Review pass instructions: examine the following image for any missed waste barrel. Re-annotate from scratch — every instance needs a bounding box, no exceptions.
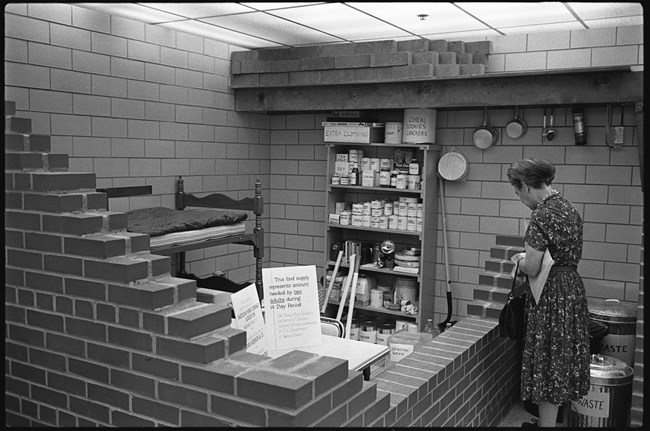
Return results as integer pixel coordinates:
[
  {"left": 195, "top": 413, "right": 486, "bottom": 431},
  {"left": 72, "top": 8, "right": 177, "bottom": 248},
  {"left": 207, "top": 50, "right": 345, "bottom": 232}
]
[
  {"left": 588, "top": 298, "right": 637, "bottom": 367},
  {"left": 568, "top": 354, "right": 633, "bottom": 427}
]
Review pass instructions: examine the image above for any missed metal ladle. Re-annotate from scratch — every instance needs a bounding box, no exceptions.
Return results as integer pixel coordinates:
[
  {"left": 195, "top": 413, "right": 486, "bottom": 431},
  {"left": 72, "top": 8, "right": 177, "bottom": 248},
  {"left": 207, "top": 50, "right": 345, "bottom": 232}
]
[{"left": 545, "top": 108, "right": 556, "bottom": 141}]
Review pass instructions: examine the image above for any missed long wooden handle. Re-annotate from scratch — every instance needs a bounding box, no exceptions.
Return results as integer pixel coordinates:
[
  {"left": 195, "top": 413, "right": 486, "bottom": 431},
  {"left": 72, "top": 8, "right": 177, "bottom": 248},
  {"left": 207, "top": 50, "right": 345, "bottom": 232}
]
[
  {"left": 336, "top": 254, "right": 356, "bottom": 322},
  {"left": 322, "top": 250, "right": 343, "bottom": 314},
  {"left": 344, "top": 255, "right": 362, "bottom": 339}
]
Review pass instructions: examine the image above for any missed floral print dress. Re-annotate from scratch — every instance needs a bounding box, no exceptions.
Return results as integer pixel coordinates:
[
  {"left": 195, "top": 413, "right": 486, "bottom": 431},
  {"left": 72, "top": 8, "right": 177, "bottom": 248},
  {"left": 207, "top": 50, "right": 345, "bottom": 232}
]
[{"left": 520, "top": 192, "right": 591, "bottom": 405}]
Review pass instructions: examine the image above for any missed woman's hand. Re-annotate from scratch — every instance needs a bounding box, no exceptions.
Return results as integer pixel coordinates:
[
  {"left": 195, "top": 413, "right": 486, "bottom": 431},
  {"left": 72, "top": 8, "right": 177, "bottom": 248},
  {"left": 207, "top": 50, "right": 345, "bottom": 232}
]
[{"left": 511, "top": 252, "right": 525, "bottom": 264}]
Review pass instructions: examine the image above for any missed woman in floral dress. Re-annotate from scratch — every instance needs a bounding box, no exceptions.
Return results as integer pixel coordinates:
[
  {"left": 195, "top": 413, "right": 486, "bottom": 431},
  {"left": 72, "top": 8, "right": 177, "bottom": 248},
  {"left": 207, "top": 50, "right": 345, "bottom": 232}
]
[{"left": 507, "top": 159, "right": 590, "bottom": 428}]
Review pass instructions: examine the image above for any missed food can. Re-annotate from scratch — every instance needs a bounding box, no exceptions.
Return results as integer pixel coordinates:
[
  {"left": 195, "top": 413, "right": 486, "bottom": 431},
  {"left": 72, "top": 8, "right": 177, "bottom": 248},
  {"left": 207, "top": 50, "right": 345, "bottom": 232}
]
[
  {"left": 376, "top": 322, "right": 395, "bottom": 346},
  {"left": 362, "top": 215, "right": 371, "bottom": 227},
  {"left": 370, "top": 289, "right": 384, "bottom": 308},
  {"left": 407, "top": 217, "right": 417, "bottom": 231},
  {"left": 384, "top": 122, "right": 403, "bottom": 144},
  {"left": 397, "top": 216, "right": 408, "bottom": 230},
  {"left": 380, "top": 158, "right": 393, "bottom": 171},
  {"left": 360, "top": 320, "right": 377, "bottom": 344},
  {"left": 349, "top": 149, "right": 359, "bottom": 162},
  {"left": 388, "top": 215, "right": 398, "bottom": 230},
  {"left": 379, "top": 170, "right": 391, "bottom": 187},
  {"left": 384, "top": 202, "right": 393, "bottom": 216},
  {"left": 361, "top": 157, "right": 371, "bottom": 172},
  {"left": 369, "top": 158, "right": 381, "bottom": 172},
  {"left": 396, "top": 174, "right": 407, "bottom": 189}
]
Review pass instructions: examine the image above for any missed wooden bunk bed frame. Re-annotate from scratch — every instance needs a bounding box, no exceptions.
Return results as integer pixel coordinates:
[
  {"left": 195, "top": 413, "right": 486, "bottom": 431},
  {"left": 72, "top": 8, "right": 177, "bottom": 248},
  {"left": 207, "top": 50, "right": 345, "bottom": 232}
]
[{"left": 98, "top": 176, "right": 265, "bottom": 298}]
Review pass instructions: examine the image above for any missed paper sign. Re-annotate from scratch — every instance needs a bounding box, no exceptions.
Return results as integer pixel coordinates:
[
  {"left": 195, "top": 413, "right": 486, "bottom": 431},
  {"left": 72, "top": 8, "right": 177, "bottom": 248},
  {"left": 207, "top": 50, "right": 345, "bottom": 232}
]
[
  {"left": 231, "top": 283, "right": 267, "bottom": 355},
  {"left": 263, "top": 265, "right": 323, "bottom": 351}
]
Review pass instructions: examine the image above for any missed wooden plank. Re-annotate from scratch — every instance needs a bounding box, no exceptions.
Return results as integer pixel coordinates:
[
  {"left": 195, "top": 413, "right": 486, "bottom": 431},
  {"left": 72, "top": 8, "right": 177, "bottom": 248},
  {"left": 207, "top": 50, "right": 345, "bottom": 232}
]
[
  {"left": 97, "top": 185, "right": 152, "bottom": 198},
  {"left": 234, "top": 69, "right": 643, "bottom": 112}
]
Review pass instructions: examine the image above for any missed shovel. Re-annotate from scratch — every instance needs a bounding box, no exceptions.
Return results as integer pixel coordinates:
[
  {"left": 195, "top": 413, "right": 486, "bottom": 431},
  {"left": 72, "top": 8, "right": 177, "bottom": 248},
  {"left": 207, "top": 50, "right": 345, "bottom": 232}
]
[{"left": 437, "top": 177, "right": 457, "bottom": 332}]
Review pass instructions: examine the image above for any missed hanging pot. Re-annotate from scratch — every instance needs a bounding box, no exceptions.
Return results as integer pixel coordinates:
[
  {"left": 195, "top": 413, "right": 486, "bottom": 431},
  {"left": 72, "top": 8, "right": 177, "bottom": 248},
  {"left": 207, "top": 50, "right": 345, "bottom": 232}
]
[
  {"left": 505, "top": 106, "right": 527, "bottom": 139},
  {"left": 438, "top": 148, "right": 469, "bottom": 181},
  {"left": 473, "top": 107, "right": 498, "bottom": 149}
]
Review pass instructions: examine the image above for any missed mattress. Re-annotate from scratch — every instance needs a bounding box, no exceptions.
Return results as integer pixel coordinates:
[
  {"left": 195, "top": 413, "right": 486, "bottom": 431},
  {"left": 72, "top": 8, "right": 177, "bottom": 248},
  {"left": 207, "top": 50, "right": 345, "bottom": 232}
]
[
  {"left": 149, "top": 223, "right": 246, "bottom": 249},
  {"left": 127, "top": 206, "right": 248, "bottom": 237}
]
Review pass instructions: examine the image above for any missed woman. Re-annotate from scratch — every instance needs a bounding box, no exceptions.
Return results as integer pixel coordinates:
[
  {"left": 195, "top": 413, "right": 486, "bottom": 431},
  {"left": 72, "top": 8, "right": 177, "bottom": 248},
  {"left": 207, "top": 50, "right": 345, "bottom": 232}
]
[{"left": 507, "top": 158, "right": 590, "bottom": 428}]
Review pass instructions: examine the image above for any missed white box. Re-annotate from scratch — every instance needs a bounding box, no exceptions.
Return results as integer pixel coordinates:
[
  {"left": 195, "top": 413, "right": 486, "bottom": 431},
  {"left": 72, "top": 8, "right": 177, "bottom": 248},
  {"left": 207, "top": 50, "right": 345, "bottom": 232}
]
[
  {"left": 324, "top": 124, "right": 385, "bottom": 143},
  {"left": 335, "top": 161, "right": 349, "bottom": 177},
  {"left": 329, "top": 214, "right": 340, "bottom": 224}
]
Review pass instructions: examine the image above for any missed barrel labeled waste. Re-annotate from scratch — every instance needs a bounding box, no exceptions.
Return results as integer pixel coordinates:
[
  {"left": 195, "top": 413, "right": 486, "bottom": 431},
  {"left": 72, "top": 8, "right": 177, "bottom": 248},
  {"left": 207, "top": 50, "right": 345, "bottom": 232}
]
[
  {"left": 588, "top": 298, "right": 637, "bottom": 367},
  {"left": 568, "top": 354, "right": 633, "bottom": 427}
]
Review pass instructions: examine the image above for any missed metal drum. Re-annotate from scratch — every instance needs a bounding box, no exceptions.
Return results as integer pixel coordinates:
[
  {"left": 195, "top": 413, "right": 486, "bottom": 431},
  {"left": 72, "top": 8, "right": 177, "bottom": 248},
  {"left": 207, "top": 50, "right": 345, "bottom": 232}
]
[
  {"left": 568, "top": 354, "right": 633, "bottom": 427},
  {"left": 588, "top": 298, "right": 637, "bottom": 367}
]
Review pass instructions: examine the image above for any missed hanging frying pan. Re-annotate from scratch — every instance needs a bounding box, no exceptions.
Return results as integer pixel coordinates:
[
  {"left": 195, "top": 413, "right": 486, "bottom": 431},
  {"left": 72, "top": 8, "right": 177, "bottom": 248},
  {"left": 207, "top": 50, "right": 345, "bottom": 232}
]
[
  {"left": 437, "top": 147, "right": 469, "bottom": 182},
  {"left": 505, "top": 106, "right": 527, "bottom": 139},
  {"left": 473, "top": 107, "right": 498, "bottom": 149}
]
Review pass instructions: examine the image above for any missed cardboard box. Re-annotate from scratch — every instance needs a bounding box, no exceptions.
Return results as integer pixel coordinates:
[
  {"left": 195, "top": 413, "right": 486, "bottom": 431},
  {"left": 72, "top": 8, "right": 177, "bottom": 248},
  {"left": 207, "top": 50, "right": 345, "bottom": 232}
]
[{"left": 323, "top": 123, "right": 385, "bottom": 143}]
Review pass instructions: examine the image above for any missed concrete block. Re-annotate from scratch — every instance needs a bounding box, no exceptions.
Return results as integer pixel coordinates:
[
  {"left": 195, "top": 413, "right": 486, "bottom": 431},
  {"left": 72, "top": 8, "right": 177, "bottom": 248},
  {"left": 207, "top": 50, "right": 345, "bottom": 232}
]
[
  {"left": 434, "top": 63, "right": 461, "bottom": 77},
  {"left": 270, "top": 59, "right": 302, "bottom": 73},
  {"left": 429, "top": 39, "right": 448, "bottom": 53},
  {"left": 260, "top": 72, "right": 289, "bottom": 86},
  {"left": 292, "top": 45, "right": 322, "bottom": 58},
  {"left": 258, "top": 47, "right": 293, "bottom": 61},
  {"left": 231, "top": 50, "right": 258, "bottom": 62},
  {"left": 465, "top": 40, "right": 493, "bottom": 55},
  {"left": 439, "top": 52, "right": 457, "bottom": 64},
  {"left": 160, "top": 46, "right": 188, "bottom": 68},
  {"left": 354, "top": 40, "right": 397, "bottom": 54},
  {"left": 413, "top": 51, "right": 439, "bottom": 65},
  {"left": 398, "top": 39, "right": 430, "bottom": 52},
  {"left": 51, "top": 22, "right": 90, "bottom": 50},
  {"left": 371, "top": 51, "right": 411, "bottom": 67},
  {"left": 301, "top": 56, "right": 335, "bottom": 71},
  {"left": 29, "top": 42, "right": 72, "bottom": 70},
  {"left": 447, "top": 40, "right": 465, "bottom": 54},
  {"left": 460, "top": 64, "right": 486, "bottom": 76},
  {"left": 91, "top": 32, "right": 127, "bottom": 57},
  {"left": 231, "top": 73, "right": 260, "bottom": 88},
  {"left": 322, "top": 43, "right": 355, "bottom": 57},
  {"left": 392, "top": 64, "right": 434, "bottom": 79},
  {"left": 128, "top": 39, "right": 160, "bottom": 63},
  {"left": 457, "top": 53, "right": 474, "bottom": 64},
  {"left": 335, "top": 54, "right": 371, "bottom": 69},
  {"left": 473, "top": 53, "right": 489, "bottom": 65}
]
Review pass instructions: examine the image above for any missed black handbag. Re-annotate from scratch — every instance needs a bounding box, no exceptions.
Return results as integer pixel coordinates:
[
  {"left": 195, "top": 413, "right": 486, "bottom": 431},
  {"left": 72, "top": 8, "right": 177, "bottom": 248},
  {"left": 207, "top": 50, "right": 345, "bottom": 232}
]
[{"left": 498, "top": 261, "right": 527, "bottom": 340}]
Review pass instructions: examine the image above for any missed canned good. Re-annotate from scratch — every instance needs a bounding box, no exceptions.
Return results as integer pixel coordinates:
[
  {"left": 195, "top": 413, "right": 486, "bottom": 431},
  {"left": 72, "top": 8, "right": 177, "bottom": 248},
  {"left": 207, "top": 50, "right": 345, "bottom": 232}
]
[
  {"left": 379, "top": 170, "right": 391, "bottom": 187},
  {"left": 360, "top": 320, "right": 377, "bottom": 344},
  {"left": 376, "top": 322, "right": 395, "bottom": 346},
  {"left": 331, "top": 175, "right": 340, "bottom": 185},
  {"left": 361, "top": 157, "right": 371, "bottom": 172},
  {"left": 379, "top": 215, "right": 388, "bottom": 229},
  {"left": 388, "top": 215, "right": 398, "bottom": 230},
  {"left": 397, "top": 216, "right": 408, "bottom": 230},
  {"left": 396, "top": 174, "right": 407, "bottom": 189}
]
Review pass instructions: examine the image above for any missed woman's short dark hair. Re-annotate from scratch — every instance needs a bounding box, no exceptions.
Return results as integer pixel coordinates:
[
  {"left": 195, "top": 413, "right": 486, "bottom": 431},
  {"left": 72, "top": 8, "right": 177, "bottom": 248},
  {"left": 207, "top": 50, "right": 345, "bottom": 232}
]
[{"left": 507, "top": 158, "right": 555, "bottom": 189}]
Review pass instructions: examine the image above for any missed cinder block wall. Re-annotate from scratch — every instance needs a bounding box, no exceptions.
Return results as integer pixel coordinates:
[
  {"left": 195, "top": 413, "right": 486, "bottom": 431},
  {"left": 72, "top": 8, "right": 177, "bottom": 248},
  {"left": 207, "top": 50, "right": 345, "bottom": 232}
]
[{"left": 4, "top": 3, "right": 270, "bottom": 282}]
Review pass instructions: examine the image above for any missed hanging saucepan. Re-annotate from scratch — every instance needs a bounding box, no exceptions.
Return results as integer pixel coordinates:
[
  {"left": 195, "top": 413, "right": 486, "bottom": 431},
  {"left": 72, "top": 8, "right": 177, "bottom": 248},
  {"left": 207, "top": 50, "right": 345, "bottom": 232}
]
[
  {"left": 438, "top": 147, "right": 469, "bottom": 181},
  {"left": 473, "top": 107, "right": 498, "bottom": 149},
  {"left": 505, "top": 106, "right": 527, "bottom": 139}
]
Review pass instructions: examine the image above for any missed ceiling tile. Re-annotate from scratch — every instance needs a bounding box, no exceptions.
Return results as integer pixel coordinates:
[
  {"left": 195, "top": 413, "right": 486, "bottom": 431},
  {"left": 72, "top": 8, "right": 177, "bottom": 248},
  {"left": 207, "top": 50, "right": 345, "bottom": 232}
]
[
  {"left": 138, "top": 2, "right": 256, "bottom": 19},
  {"left": 200, "top": 10, "right": 342, "bottom": 46},
  {"left": 455, "top": 2, "right": 577, "bottom": 28},
  {"left": 268, "top": 3, "right": 412, "bottom": 41},
  {"left": 349, "top": 2, "right": 491, "bottom": 34},
  {"left": 159, "top": 20, "right": 281, "bottom": 48}
]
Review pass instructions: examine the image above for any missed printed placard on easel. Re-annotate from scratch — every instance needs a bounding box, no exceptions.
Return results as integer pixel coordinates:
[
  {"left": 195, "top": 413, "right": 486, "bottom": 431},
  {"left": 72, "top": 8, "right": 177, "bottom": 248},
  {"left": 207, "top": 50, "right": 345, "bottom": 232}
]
[
  {"left": 262, "top": 265, "right": 322, "bottom": 351},
  {"left": 231, "top": 283, "right": 267, "bottom": 355}
]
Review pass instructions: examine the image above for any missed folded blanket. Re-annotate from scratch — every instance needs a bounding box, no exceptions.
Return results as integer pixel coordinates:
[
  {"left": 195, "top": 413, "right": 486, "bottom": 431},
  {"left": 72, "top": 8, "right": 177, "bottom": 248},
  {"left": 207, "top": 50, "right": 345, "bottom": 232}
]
[{"left": 127, "top": 207, "right": 248, "bottom": 237}]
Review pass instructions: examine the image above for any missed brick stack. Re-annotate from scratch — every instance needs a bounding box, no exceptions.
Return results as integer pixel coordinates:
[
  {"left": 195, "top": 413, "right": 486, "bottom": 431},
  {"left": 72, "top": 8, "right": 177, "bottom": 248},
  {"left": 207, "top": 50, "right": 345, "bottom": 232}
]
[
  {"left": 467, "top": 235, "right": 525, "bottom": 319},
  {"left": 231, "top": 38, "right": 492, "bottom": 88},
  {"left": 4, "top": 100, "right": 382, "bottom": 426}
]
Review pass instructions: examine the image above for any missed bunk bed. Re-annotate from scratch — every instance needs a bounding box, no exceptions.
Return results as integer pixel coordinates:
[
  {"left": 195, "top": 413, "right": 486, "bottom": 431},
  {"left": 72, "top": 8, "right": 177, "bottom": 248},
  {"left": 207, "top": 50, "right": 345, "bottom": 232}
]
[{"left": 98, "top": 177, "right": 264, "bottom": 299}]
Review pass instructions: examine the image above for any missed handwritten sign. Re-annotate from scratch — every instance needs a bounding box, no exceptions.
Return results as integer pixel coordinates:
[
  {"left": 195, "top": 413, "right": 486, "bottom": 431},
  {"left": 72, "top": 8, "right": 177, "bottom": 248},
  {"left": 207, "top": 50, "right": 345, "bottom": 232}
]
[
  {"left": 263, "top": 265, "right": 322, "bottom": 351},
  {"left": 231, "top": 284, "right": 267, "bottom": 355}
]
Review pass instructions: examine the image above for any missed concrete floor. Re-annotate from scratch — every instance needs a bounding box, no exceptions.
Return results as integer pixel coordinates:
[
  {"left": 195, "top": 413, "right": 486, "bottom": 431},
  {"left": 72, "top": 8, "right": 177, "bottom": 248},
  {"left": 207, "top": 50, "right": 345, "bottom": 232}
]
[{"left": 498, "top": 399, "right": 537, "bottom": 427}]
